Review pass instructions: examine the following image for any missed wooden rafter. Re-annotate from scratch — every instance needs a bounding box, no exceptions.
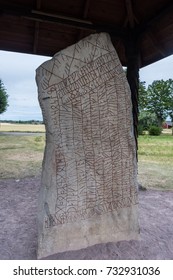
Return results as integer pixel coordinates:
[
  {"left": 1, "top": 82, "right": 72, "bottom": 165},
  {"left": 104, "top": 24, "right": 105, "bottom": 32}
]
[
  {"left": 125, "top": 0, "right": 138, "bottom": 28},
  {"left": 125, "top": 32, "right": 140, "bottom": 154},
  {"left": 138, "top": 1, "right": 173, "bottom": 35},
  {"left": 1, "top": 0, "right": 173, "bottom": 67},
  {"left": 33, "top": 0, "right": 41, "bottom": 53},
  {"left": 1, "top": 4, "right": 125, "bottom": 38},
  {"left": 147, "top": 31, "right": 166, "bottom": 58},
  {"left": 82, "top": 0, "right": 90, "bottom": 19},
  {"left": 78, "top": 0, "right": 91, "bottom": 40},
  {"left": 33, "top": 21, "right": 40, "bottom": 53}
]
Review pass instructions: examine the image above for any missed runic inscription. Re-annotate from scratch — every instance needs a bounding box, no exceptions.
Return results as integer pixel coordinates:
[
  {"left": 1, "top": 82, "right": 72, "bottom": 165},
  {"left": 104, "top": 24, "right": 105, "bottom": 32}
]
[{"left": 36, "top": 33, "right": 139, "bottom": 258}]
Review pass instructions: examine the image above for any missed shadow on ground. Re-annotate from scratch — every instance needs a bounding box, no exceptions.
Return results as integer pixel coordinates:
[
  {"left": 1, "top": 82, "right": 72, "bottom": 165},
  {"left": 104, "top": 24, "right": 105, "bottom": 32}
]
[{"left": 0, "top": 177, "right": 173, "bottom": 259}]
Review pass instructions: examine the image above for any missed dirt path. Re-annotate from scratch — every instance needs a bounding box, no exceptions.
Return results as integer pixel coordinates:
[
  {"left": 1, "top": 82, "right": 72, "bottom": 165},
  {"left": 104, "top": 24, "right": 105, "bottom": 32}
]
[{"left": 0, "top": 176, "right": 173, "bottom": 259}]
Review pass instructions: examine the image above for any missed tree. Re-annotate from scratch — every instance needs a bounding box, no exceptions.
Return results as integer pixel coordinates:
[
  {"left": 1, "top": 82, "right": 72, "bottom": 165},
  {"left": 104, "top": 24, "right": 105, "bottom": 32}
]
[
  {"left": 0, "top": 79, "right": 8, "bottom": 114},
  {"left": 144, "top": 79, "right": 172, "bottom": 127},
  {"left": 138, "top": 110, "right": 157, "bottom": 130},
  {"left": 138, "top": 80, "right": 147, "bottom": 113},
  {"left": 166, "top": 79, "right": 173, "bottom": 135},
  {"left": 138, "top": 80, "right": 154, "bottom": 134}
]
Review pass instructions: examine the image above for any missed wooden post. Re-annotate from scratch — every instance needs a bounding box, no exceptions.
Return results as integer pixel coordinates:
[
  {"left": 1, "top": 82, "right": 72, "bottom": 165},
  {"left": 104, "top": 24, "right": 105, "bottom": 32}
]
[{"left": 124, "top": 32, "right": 140, "bottom": 157}]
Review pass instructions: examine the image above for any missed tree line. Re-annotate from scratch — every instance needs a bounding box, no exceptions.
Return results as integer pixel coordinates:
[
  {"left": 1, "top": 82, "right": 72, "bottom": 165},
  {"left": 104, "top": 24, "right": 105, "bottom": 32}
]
[{"left": 0, "top": 120, "right": 43, "bottom": 124}]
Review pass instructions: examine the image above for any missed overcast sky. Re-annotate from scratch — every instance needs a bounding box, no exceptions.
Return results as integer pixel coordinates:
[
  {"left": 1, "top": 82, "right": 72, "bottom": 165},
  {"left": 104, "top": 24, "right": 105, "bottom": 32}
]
[{"left": 0, "top": 50, "right": 173, "bottom": 121}]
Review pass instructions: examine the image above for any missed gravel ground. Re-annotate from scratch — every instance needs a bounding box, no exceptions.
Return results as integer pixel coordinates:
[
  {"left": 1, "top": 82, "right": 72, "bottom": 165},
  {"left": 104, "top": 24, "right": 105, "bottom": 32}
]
[{"left": 0, "top": 176, "right": 173, "bottom": 260}]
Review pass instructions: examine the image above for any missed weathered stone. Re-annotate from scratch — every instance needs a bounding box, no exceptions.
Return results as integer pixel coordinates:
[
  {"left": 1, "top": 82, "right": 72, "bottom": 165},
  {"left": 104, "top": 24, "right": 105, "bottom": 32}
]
[{"left": 36, "top": 32, "right": 139, "bottom": 259}]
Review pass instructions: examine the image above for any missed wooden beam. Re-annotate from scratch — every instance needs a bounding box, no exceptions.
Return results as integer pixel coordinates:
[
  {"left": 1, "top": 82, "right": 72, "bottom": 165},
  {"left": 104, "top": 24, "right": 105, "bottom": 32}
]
[
  {"left": 125, "top": 0, "right": 136, "bottom": 28},
  {"left": 146, "top": 2, "right": 173, "bottom": 28},
  {"left": 83, "top": 0, "right": 91, "bottom": 19},
  {"left": 31, "top": 9, "right": 93, "bottom": 25},
  {"left": 1, "top": 4, "right": 125, "bottom": 38},
  {"left": 138, "top": 1, "right": 173, "bottom": 35},
  {"left": 36, "top": 0, "right": 41, "bottom": 10},
  {"left": 33, "top": 21, "right": 40, "bottom": 53},
  {"left": 124, "top": 33, "right": 140, "bottom": 157},
  {"left": 147, "top": 31, "right": 166, "bottom": 58},
  {"left": 33, "top": 0, "right": 41, "bottom": 53},
  {"left": 78, "top": 0, "right": 91, "bottom": 40}
]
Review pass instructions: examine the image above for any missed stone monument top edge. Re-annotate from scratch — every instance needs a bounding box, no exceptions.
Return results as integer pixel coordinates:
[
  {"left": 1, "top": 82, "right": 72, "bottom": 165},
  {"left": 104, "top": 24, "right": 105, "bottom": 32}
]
[{"left": 35, "top": 32, "right": 113, "bottom": 72}]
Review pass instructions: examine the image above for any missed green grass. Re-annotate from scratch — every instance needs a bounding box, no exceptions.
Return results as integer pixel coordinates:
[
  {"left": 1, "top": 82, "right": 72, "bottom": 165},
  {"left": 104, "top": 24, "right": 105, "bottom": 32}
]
[
  {"left": 0, "top": 135, "right": 45, "bottom": 179},
  {"left": 138, "top": 134, "right": 173, "bottom": 190},
  {"left": 0, "top": 130, "right": 172, "bottom": 190}
]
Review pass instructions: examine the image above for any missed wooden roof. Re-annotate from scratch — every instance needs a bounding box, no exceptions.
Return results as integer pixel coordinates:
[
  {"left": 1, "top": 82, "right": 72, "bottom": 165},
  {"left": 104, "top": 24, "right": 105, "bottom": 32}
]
[{"left": 0, "top": 0, "right": 173, "bottom": 67}]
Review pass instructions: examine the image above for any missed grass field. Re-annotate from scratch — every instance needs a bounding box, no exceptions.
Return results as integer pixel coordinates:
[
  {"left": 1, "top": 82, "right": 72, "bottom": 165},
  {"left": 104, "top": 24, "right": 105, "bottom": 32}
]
[
  {"left": 0, "top": 123, "right": 45, "bottom": 132},
  {"left": 0, "top": 124, "right": 172, "bottom": 190},
  {"left": 138, "top": 133, "right": 173, "bottom": 190},
  {"left": 0, "top": 134, "right": 45, "bottom": 179}
]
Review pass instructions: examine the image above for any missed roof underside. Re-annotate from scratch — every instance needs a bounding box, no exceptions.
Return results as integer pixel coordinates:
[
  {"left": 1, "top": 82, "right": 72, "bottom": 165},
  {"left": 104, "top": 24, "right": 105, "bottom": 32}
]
[{"left": 0, "top": 0, "right": 173, "bottom": 67}]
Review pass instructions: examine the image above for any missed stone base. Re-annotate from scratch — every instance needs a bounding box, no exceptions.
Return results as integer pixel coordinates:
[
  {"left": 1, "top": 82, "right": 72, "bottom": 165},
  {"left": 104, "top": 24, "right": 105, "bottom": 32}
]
[{"left": 37, "top": 205, "right": 139, "bottom": 259}]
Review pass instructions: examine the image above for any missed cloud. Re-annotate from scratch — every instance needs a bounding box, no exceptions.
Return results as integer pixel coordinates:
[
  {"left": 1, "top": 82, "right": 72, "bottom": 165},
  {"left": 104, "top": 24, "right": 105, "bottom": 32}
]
[
  {"left": 0, "top": 51, "right": 50, "bottom": 120},
  {"left": 140, "top": 54, "right": 173, "bottom": 85},
  {"left": 0, "top": 51, "right": 50, "bottom": 83}
]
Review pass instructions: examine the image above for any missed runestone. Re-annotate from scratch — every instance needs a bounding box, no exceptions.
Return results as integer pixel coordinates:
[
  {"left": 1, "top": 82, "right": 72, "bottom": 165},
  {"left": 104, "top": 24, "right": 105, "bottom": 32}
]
[{"left": 36, "top": 32, "right": 139, "bottom": 259}]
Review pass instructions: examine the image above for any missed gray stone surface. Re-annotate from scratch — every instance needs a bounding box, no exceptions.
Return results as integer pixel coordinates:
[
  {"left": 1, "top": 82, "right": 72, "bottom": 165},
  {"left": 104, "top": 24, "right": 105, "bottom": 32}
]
[{"left": 36, "top": 32, "right": 139, "bottom": 259}]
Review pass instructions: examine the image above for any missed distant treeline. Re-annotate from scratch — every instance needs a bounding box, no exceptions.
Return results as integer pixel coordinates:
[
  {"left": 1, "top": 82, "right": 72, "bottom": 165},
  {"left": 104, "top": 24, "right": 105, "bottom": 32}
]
[{"left": 0, "top": 120, "right": 43, "bottom": 124}]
